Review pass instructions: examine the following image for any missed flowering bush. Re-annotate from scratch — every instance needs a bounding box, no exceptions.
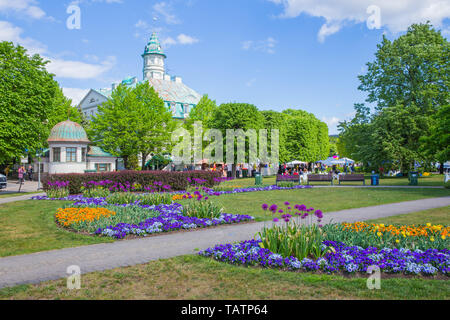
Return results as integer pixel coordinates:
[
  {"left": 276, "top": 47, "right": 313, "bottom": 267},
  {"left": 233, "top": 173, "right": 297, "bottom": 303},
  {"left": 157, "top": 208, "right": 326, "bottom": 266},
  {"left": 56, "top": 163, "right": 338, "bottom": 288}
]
[
  {"left": 181, "top": 198, "right": 223, "bottom": 219},
  {"left": 81, "top": 180, "right": 111, "bottom": 198},
  {"left": 199, "top": 239, "right": 449, "bottom": 276},
  {"left": 43, "top": 170, "right": 222, "bottom": 194},
  {"left": 46, "top": 181, "right": 70, "bottom": 199},
  {"left": 105, "top": 192, "right": 172, "bottom": 206},
  {"left": 322, "top": 222, "right": 449, "bottom": 250}
]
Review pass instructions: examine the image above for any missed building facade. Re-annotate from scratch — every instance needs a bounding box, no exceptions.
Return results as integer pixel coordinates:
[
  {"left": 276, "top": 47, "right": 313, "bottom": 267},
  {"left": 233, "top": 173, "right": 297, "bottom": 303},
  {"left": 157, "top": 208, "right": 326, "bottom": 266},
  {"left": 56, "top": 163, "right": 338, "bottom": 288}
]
[
  {"left": 79, "top": 33, "right": 202, "bottom": 120},
  {"left": 34, "top": 120, "right": 117, "bottom": 174}
]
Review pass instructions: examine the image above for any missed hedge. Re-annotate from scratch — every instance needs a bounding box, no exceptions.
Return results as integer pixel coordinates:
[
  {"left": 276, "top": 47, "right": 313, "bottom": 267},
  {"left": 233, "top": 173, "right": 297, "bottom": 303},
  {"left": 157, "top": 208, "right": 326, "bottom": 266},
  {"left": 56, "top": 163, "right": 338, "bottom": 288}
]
[{"left": 43, "top": 170, "right": 223, "bottom": 195}]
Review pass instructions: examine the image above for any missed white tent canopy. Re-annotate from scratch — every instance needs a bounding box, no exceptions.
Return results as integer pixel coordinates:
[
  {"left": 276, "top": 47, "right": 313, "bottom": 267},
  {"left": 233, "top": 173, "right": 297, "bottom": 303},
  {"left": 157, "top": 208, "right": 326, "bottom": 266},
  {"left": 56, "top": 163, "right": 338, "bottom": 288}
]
[{"left": 286, "top": 160, "right": 307, "bottom": 166}]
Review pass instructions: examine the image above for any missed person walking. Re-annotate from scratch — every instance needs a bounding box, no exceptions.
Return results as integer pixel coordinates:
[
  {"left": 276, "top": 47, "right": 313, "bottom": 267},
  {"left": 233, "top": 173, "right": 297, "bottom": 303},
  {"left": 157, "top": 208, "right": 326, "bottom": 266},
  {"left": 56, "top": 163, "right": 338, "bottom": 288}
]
[{"left": 18, "top": 166, "right": 25, "bottom": 184}]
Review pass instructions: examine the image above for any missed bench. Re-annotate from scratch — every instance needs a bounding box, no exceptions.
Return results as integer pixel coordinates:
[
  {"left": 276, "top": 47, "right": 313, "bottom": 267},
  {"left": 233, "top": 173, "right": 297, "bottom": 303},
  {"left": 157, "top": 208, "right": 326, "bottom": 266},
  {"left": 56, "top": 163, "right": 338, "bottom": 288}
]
[
  {"left": 307, "top": 174, "right": 333, "bottom": 185},
  {"left": 276, "top": 175, "right": 300, "bottom": 185},
  {"left": 338, "top": 174, "right": 365, "bottom": 185}
]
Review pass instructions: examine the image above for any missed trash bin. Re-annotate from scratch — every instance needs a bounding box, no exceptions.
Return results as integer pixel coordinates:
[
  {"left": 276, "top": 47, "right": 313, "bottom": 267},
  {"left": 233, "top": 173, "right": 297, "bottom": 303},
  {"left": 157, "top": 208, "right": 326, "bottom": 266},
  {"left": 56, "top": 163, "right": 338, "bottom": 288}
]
[
  {"left": 409, "top": 172, "right": 419, "bottom": 186},
  {"left": 242, "top": 169, "right": 248, "bottom": 178},
  {"left": 371, "top": 174, "right": 379, "bottom": 186},
  {"left": 84, "top": 170, "right": 97, "bottom": 173},
  {"left": 255, "top": 172, "right": 263, "bottom": 186}
]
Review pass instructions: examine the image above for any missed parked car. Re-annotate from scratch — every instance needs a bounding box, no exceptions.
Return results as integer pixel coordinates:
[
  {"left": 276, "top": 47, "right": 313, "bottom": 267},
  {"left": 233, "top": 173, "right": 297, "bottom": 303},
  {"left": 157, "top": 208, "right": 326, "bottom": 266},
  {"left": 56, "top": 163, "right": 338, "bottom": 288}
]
[{"left": 0, "top": 174, "right": 6, "bottom": 190}]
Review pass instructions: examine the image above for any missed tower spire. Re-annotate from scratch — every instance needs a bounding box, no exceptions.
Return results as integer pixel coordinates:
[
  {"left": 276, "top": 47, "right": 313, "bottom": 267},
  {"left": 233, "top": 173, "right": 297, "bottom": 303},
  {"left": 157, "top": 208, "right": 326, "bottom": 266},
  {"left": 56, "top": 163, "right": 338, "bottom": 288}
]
[{"left": 142, "top": 32, "right": 166, "bottom": 80}]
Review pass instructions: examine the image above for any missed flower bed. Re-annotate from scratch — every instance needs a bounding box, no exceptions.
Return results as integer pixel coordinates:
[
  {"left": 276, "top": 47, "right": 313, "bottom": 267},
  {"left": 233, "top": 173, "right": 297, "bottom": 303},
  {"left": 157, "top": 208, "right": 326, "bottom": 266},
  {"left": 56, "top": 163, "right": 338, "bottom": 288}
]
[
  {"left": 43, "top": 170, "right": 222, "bottom": 194},
  {"left": 94, "top": 203, "right": 254, "bottom": 239},
  {"left": 322, "top": 222, "right": 448, "bottom": 250},
  {"left": 199, "top": 239, "right": 450, "bottom": 276}
]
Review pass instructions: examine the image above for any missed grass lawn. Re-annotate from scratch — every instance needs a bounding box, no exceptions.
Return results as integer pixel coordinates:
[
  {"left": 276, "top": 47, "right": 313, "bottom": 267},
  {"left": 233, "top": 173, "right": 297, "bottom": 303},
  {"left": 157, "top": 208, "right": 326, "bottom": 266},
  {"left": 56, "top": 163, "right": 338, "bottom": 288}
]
[
  {"left": 0, "top": 187, "right": 449, "bottom": 257},
  {"left": 198, "top": 187, "right": 450, "bottom": 221},
  {"left": 0, "top": 200, "right": 113, "bottom": 258},
  {"left": 221, "top": 174, "right": 446, "bottom": 188},
  {"left": 367, "top": 206, "right": 450, "bottom": 225},
  {"left": 1, "top": 254, "right": 448, "bottom": 300}
]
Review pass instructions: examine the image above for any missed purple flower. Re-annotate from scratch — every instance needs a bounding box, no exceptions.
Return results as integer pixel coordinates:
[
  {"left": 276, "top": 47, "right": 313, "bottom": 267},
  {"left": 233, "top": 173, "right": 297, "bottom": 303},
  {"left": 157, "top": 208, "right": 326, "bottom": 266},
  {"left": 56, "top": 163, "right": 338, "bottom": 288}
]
[{"left": 262, "top": 204, "right": 268, "bottom": 211}]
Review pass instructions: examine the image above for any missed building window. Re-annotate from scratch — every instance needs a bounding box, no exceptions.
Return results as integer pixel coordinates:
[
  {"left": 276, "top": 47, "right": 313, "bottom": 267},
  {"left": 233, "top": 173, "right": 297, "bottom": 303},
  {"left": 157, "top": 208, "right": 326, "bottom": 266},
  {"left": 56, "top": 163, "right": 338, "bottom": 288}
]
[
  {"left": 95, "top": 163, "right": 111, "bottom": 172},
  {"left": 52, "top": 148, "right": 61, "bottom": 162},
  {"left": 66, "top": 147, "right": 77, "bottom": 162},
  {"left": 81, "top": 148, "right": 87, "bottom": 162}
]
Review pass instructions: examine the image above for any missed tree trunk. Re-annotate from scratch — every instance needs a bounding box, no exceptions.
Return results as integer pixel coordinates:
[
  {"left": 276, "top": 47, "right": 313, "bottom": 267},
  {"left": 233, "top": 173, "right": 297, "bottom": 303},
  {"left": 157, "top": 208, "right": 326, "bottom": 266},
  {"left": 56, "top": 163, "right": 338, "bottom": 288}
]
[
  {"left": 141, "top": 153, "right": 148, "bottom": 171},
  {"left": 123, "top": 155, "right": 129, "bottom": 170}
]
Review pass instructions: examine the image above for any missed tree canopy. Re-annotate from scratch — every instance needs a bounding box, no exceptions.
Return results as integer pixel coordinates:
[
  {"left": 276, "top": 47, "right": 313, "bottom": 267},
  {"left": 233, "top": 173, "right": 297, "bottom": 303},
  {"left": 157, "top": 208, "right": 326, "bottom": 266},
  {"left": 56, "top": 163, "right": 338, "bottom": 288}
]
[
  {"left": 0, "top": 41, "right": 82, "bottom": 164},
  {"left": 89, "top": 82, "right": 176, "bottom": 169},
  {"left": 338, "top": 23, "right": 449, "bottom": 172}
]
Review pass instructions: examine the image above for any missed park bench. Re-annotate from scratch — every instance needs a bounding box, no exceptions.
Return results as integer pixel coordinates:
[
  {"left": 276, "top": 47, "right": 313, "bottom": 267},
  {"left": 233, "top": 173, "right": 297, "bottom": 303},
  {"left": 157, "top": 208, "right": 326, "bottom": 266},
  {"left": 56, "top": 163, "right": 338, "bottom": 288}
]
[
  {"left": 276, "top": 175, "right": 300, "bottom": 185},
  {"left": 307, "top": 174, "right": 333, "bottom": 185},
  {"left": 338, "top": 174, "right": 365, "bottom": 185}
]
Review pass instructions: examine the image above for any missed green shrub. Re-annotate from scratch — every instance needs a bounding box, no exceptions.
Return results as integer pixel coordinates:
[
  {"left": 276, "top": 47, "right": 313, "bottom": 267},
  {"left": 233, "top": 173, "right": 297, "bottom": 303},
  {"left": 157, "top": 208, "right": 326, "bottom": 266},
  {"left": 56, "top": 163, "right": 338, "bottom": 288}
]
[
  {"left": 106, "top": 192, "right": 139, "bottom": 205},
  {"left": 81, "top": 186, "right": 110, "bottom": 198},
  {"left": 258, "top": 223, "right": 333, "bottom": 261},
  {"left": 277, "top": 181, "right": 295, "bottom": 188},
  {"left": 181, "top": 200, "right": 223, "bottom": 219},
  {"left": 445, "top": 180, "right": 450, "bottom": 189},
  {"left": 46, "top": 188, "right": 69, "bottom": 199},
  {"left": 138, "top": 193, "right": 172, "bottom": 206},
  {"left": 106, "top": 192, "right": 173, "bottom": 206}
]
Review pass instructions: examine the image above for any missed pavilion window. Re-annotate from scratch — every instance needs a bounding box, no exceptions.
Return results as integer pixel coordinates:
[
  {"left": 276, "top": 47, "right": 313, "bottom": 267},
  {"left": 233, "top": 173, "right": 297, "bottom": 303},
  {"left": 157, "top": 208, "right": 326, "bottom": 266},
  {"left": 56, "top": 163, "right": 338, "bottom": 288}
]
[
  {"left": 81, "top": 148, "right": 87, "bottom": 162},
  {"left": 66, "top": 147, "right": 77, "bottom": 162},
  {"left": 52, "top": 148, "right": 61, "bottom": 162}
]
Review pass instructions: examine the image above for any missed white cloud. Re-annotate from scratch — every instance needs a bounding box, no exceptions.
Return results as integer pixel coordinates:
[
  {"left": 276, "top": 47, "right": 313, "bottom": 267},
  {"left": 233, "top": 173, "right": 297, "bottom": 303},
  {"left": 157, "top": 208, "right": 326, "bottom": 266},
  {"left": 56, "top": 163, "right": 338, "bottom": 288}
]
[
  {"left": 0, "top": 20, "right": 116, "bottom": 79},
  {"left": 62, "top": 88, "right": 90, "bottom": 105},
  {"left": 153, "top": 2, "right": 181, "bottom": 25},
  {"left": 322, "top": 116, "right": 341, "bottom": 134},
  {"left": 47, "top": 56, "right": 116, "bottom": 79},
  {"left": 162, "top": 34, "right": 199, "bottom": 47},
  {"left": 242, "top": 37, "right": 277, "bottom": 54},
  {"left": 176, "top": 34, "right": 199, "bottom": 45},
  {"left": 0, "top": 0, "right": 46, "bottom": 19},
  {"left": 269, "top": 0, "right": 450, "bottom": 42},
  {"left": 0, "top": 20, "right": 47, "bottom": 55}
]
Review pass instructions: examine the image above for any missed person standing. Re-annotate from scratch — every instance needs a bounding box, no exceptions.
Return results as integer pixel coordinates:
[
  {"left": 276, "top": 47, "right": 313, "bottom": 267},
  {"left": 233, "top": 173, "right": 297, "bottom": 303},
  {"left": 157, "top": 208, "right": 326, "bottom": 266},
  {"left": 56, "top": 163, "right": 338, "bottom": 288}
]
[
  {"left": 5, "top": 166, "right": 10, "bottom": 178},
  {"left": 27, "top": 165, "right": 34, "bottom": 181}
]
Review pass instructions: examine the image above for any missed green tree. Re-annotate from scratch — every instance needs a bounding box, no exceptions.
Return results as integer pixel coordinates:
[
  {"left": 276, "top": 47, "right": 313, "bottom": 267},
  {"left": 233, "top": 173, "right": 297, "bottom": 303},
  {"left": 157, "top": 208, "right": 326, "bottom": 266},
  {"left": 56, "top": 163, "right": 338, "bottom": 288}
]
[
  {"left": 209, "top": 103, "right": 265, "bottom": 175},
  {"left": 0, "top": 42, "right": 59, "bottom": 164},
  {"left": 184, "top": 94, "right": 217, "bottom": 130},
  {"left": 90, "top": 83, "right": 175, "bottom": 170},
  {"left": 420, "top": 104, "right": 450, "bottom": 173},
  {"left": 340, "top": 23, "right": 449, "bottom": 172},
  {"left": 133, "top": 82, "right": 176, "bottom": 169}
]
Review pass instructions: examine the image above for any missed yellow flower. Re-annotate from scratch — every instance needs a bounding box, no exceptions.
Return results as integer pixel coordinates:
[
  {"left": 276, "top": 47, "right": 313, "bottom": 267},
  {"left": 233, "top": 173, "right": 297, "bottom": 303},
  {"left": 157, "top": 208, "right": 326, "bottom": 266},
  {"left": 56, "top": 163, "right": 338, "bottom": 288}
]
[
  {"left": 377, "top": 232, "right": 382, "bottom": 237},
  {"left": 395, "top": 239, "right": 400, "bottom": 243},
  {"left": 442, "top": 235, "right": 446, "bottom": 240},
  {"left": 430, "top": 237, "right": 435, "bottom": 242},
  {"left": 426, "top": 223, "right": 431, "bottom": 227}
]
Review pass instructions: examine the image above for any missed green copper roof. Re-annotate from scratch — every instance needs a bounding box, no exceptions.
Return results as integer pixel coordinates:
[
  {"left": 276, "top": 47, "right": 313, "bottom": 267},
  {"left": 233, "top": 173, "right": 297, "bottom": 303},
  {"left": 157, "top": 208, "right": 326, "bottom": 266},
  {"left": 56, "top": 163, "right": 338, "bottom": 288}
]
[
  {"left": 48, "top": 120, "right": 90, "bottom": 143},
  {"left": 87, "top": 146, "right": 115, "bottom": 158},
  {"left": 143, "top": 32, "right": 166, "bottom": 58}
]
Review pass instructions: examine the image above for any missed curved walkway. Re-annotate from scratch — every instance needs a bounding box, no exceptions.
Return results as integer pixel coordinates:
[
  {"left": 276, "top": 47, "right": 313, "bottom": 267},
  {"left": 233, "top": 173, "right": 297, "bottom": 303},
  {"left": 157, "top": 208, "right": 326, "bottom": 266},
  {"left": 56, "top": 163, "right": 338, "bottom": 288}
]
[{"left": 0, "top": 196, "right": 449, "bottom": 289}]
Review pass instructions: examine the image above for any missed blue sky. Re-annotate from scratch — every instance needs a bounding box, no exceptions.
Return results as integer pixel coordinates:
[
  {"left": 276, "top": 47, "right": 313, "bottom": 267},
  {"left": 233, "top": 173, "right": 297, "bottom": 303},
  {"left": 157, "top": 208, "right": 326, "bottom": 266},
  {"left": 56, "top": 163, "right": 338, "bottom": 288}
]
[{"left": 0, "top": 0, "right": 448, "bottom": 134}]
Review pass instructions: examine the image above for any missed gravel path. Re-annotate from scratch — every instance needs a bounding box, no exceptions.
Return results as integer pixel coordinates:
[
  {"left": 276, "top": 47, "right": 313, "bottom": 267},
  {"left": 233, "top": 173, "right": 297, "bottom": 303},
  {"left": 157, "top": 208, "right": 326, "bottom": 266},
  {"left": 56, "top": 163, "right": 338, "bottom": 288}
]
[{"left": 0, "top": 196, "right": 449, "bottom": 289}]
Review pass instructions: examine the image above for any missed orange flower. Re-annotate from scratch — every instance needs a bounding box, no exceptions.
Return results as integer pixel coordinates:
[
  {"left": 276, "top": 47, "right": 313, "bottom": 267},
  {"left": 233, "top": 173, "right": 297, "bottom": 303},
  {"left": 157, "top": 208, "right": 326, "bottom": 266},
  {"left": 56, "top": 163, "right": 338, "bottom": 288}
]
[{"left": 55, "top": 207, "right": 116, "bottom": 227}]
